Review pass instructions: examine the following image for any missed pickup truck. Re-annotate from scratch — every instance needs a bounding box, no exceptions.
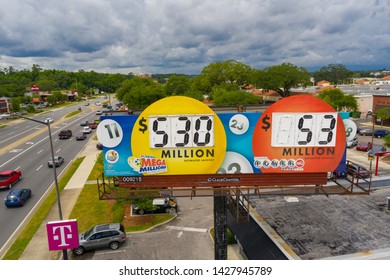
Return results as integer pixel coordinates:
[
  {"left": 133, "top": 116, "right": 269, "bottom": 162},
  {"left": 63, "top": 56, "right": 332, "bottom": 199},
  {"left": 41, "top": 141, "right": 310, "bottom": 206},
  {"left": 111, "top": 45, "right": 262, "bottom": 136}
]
[{"left": 58, "top": 130, "right": 72, "bottom": 139}]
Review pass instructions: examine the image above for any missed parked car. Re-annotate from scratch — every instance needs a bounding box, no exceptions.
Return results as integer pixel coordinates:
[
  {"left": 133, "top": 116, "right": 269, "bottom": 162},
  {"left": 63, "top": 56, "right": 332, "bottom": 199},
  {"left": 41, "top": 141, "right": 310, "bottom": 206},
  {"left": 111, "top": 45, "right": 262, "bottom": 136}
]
[
  {"left": 346, "top": 136, "right": 358, "bottom": 148},
  {"left": 58, "top": 130, "right": 72, "bottom": 139},
  {"left": 75, "top": 132, "right": 87, "bottom": 140},
  {"left": 0, "top": 170, "right": 22, "bottom": 189},
  {"left": 132, "top": 197, "right": 177, "bottom": 215},
  {"left": 4, "top": 188, "right": 31, "bottom": 207},
  {"left": 358, "top": 128, "right": 373, "bottom": 136},
  {"left": 80, "top": 120, "right": 89, "bottom": 126},
  {"left": 73, "top": 223, "right": 126, "bottom": 255},
  {"left": 47, "top": 156, "right": 64, "bottom": 168},
  {"left": 356, "top": 142, "right": 372, "bottom": 152},
  {"left": 44, "top": 117, "right": 54, "bottom": 124},
  {"left": 82, "top": 127, "right": 92, "bottom": 134},
  {"left": 96, "top": 110, "right": 103, "bottom": 115},
  {"left": 346, "top": 162, "right": 370, "bottom": 178},
  {"left": 374, "top": 129, "right": 390, "bottom": 138}
]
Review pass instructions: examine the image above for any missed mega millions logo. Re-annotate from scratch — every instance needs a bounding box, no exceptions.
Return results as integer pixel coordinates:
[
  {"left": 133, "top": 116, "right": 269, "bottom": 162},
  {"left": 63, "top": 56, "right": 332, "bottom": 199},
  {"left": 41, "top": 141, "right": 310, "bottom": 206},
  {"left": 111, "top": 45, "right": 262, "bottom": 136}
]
[{"left": 128, "top": 155, "right": 167, "bottom": 175}]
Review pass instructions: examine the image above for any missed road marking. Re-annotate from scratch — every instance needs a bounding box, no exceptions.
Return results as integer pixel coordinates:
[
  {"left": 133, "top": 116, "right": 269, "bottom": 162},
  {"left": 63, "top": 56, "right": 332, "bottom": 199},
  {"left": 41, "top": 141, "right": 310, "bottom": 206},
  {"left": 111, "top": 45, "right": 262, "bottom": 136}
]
[
  {"left": 26, "top": 142, "right": 34, "bottom": 145},
  {"left": 37, "top": 149, "right": 43, "bottom": 154},
  {"left": 166, "top": 226, "right": 208, "bottom": 233},
  {"left": 56, "top": 148, "right": 61, "bottom": 153},
  {"left": 15, "top": 166, "right": 21, "bottom": 170},
  {"left": 36, "top": 165, "right": 43, "bottom": 171},
  {"left": 9, "top": 149, "right": 23, "bottom": 153},
  {"left": 177, "top": 231, "right": 183, "bottom": 238},
  {"left": 0, "top": 127, "right": 39, "bottom": 145}
]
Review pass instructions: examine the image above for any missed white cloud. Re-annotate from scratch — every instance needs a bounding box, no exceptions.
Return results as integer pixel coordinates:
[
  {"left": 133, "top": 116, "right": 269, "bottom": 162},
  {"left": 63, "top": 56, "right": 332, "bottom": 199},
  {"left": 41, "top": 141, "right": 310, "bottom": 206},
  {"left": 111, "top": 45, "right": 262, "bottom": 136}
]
[{"left": 0, "top": 0, "right": 389, "bottom": 74}]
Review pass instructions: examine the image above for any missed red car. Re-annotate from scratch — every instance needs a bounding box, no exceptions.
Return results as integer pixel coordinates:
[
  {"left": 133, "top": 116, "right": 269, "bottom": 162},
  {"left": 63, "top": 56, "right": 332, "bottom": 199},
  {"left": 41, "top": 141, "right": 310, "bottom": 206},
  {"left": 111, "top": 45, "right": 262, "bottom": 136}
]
[
  {"left": 0, "top": 170, "right": 22, "bottom": 189},
  {"left": 356, "top": 142, "right": 372, "bottom": 151}
]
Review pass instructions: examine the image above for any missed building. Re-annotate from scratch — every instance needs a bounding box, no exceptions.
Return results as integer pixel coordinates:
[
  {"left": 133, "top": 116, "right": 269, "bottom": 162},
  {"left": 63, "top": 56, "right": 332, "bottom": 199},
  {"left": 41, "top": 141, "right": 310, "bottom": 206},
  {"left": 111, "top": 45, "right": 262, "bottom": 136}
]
[{"left": 0, "top": 97, "right": 11, "bottom": 113}]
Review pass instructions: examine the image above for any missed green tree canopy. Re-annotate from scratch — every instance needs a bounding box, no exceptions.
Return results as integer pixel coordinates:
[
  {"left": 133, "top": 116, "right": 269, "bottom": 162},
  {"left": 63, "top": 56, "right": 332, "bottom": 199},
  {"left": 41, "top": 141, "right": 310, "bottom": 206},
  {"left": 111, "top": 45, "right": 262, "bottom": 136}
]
[
  {"left": 375, "top": 107, "right": 390, "bottom": 127},
  {"left": 313, "top": 64, "right": 352, "bottom": 85},
  {"left": 317, "top": 88, "right": 358, "bottom": 112},
  {"left": 212, "top": 86, "right": 261, "bottom": 106},
  {"left": 252, "top": 63, "right": 310, "bottom": 98}
]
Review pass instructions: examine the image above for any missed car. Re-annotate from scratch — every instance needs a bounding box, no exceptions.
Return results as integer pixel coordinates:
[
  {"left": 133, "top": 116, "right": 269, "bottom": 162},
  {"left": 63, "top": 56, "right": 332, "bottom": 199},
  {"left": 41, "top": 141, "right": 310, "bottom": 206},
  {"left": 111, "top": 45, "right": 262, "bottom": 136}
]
[
  {"left": 132, "top": 196, "right": 178, "bottom": 215},
  {"left": 80, "top": 120, "right": 89, "bottom": 126},
  {"left": 88, "top": 122, "right": 97, "bottom": 129},
  {"left": 73, "top": 223, "right": 126, "bottom": 256},
  {"left": 374, "top": 129, "right": 390, "bottom": 138},
  {"left": 358, "top": 128, "right": 373, "bottom": 136},
  {"left": 4, "top": 188, "right": 31, "bottom": 207},
  {"left": 47, "top": 156, "right": 64, "bottom": 168},
  {"left": 346, "top": 163, "right": 370, "bottom": 178},
  {"left": 58, "top": 130, "right": 72, "bottom": 139},
  {"left": 356, "top": 142, "right": 372, "bottom": 152},
  {"left": 75, "top": 132, "right": 87, "bottom": 140},
  {"left": 82, "top": 127, "right": 92, "bottom": 134},
  {"left": 44, "top": 117, "right": 54, "bottom": 124},
  {"left": 95, "top": 102, "right": 101, "bottom": 106},
  {"left": 96, "top": 110, "right": 103, "bottom": 115},
  {"left": 346, "top": 136, "right": 358, "bottom": 148},
  {"left": 85, "top": 102, "right": 90, "bottom": 106},
  {"left": 96, "top": 143, "right": 103, "bottom": 150},
  {"left": 0, "top": 170, "right": 22, "bottom": 189}
]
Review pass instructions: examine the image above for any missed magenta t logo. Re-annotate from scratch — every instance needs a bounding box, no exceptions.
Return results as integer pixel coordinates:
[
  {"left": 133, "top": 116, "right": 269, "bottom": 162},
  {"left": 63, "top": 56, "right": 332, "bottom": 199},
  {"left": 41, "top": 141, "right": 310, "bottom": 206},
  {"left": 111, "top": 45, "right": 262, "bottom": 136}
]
[{"left": 46, "top": 220, "right": 79, "bottom": 251}]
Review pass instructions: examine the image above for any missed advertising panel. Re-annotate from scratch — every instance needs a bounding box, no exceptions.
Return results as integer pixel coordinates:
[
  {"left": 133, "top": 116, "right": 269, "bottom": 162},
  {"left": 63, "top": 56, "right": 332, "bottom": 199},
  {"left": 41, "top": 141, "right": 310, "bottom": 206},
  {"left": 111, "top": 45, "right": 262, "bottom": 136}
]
[{"left": 97, "top": 96, "right": 347, "bottom": 177}]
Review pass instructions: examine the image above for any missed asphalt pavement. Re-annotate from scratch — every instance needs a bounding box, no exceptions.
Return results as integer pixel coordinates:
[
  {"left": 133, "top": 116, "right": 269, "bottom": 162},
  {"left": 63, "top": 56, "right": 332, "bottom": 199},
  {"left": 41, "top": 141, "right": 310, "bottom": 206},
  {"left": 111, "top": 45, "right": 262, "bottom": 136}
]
[{"left": 19, "top": 138, "right": 100, "bottom": 260}]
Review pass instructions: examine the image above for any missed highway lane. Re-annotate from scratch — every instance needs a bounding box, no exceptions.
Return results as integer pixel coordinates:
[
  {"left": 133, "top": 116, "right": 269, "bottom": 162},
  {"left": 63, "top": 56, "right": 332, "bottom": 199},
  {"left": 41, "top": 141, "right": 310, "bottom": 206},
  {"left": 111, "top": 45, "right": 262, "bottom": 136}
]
[
  {"left": 0, "top": 102, "right": 104, "bottom": 253},
  {"left": 0, "top": 103, "right": 101, "bottom": 153}
]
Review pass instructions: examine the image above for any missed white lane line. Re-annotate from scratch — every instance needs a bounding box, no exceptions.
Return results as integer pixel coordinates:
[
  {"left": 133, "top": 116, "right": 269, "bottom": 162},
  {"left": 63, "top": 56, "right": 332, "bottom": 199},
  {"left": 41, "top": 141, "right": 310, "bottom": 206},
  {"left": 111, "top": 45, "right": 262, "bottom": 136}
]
[
  {"left": 37, "top": 149, "right": 43, "bottom": 154},
  {"left": 36, "top": 165, "right": 43, "bottom": 171},
  {"left": 166, "top": 226, "right": 208, "bottom": 233},
  {"left": 56, "top": 148, "right": 61, "bottom": 153},
  {"left": 0, "top": 127, "right": 40, "bottom": 145}
]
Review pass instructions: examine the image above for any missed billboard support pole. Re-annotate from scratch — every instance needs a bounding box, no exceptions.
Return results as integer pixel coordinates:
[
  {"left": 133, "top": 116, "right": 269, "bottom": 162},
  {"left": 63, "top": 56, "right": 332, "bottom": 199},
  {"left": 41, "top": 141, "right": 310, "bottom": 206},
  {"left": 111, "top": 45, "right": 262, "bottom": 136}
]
[{"left": 214, "top": 190, "right": 227, "bottom": 260}]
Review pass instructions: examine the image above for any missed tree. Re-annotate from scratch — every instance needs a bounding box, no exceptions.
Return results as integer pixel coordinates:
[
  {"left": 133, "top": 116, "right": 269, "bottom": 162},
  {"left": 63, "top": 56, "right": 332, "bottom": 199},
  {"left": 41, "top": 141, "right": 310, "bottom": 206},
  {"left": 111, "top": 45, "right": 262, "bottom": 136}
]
[
  {"left": 317, "top": 88, "right": 358, "bottom": 112},
  {"left": 200, "top": 60, "right": 253, "bottom": 88},
  {"left": 212, "top": 87, "right": 261, "bottom": 106},
  {"left": 252, "top": 63, "right": 310, "bottom": 97},
  {"left": 313, "top": 64, "right": 352, "bottom": 85},
  {"left": 375, "top": 107, "right": 390, "bottom": 127},
  {"left": 164, "top": 75, "right": 191, "bottom": 96}
]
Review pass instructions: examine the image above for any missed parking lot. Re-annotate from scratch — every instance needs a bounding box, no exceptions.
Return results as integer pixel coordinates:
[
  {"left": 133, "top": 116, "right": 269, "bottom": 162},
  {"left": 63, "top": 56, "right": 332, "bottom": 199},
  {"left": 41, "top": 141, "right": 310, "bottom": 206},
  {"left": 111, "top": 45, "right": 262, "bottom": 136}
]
[{"left": 69, "top": 197, "right": 215, "bottom": 260}]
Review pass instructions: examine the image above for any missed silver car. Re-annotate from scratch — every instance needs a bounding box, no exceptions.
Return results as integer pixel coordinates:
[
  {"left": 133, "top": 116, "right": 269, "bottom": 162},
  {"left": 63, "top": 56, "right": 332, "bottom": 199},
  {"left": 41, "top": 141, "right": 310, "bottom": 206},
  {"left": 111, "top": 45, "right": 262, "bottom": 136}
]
[{"left": 73, "top": 223, "right": 126, "bottom": 255}]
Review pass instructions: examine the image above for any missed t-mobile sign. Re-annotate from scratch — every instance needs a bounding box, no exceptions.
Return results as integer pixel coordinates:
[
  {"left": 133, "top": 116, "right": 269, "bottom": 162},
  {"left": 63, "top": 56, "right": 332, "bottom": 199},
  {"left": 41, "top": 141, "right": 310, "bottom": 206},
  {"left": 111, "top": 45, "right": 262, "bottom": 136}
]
[{"left": 46, "top": 219, "right": 79, "bottom": 251}]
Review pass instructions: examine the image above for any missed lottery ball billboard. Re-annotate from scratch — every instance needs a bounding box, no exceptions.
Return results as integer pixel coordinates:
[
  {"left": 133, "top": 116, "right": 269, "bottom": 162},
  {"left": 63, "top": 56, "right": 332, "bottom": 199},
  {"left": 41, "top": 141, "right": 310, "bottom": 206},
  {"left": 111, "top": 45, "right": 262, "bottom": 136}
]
[{"left": 97, "top": 96, "right": 347, "bottom": 176}]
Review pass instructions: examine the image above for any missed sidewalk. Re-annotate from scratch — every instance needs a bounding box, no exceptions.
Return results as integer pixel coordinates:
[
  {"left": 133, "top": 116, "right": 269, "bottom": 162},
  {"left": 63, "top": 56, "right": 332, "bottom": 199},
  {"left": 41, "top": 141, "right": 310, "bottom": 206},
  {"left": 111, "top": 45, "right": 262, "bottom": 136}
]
[{"left": 19, "top": 138, "right": 101, "bottom": 260}]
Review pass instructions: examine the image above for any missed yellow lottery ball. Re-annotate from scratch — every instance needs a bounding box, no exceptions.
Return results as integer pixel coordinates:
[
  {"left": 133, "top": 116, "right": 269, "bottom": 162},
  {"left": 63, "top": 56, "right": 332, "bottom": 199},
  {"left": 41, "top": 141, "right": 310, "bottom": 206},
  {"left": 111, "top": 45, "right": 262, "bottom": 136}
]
[{"left": 131, "top": 96, "right": 226, "bottom": 175}]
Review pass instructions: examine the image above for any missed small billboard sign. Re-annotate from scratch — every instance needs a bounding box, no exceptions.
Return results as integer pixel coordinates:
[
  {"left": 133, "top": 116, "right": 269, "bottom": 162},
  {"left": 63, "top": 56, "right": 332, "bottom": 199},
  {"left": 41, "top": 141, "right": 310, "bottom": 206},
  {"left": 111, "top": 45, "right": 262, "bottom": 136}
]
[{"left": 46, "top": 219, "right": 79, "bottom": 251}]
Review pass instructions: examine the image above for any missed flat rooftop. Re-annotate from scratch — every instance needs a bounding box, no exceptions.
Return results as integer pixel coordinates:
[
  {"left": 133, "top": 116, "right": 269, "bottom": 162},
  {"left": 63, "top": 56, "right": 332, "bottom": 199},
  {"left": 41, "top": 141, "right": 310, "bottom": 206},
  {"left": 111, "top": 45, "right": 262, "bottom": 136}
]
[{"left": 249, "top": 186, "right": 390, "bottom": 259}]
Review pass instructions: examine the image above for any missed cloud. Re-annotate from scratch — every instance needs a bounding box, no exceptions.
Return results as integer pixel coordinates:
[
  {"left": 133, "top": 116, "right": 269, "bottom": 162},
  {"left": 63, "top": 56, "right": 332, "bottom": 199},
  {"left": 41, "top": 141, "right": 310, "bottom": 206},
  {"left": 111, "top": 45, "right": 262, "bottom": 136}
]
[{"left": 0, "top": 0, "right": 389, "bottom": 74}]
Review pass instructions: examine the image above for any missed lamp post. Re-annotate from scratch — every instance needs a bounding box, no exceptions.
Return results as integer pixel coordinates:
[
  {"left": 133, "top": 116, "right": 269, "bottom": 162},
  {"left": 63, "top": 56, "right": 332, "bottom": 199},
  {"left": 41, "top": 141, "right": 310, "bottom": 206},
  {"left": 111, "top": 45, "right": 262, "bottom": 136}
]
[{"left": 17, "top": 115, "right": 68, "bottom": 260}]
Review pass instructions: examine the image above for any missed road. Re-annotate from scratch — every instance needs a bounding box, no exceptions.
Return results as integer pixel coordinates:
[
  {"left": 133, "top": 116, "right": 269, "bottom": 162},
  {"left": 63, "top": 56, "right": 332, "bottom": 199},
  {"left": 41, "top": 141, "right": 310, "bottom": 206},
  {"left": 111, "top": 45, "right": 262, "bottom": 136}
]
[{"left": 0, "top": 101, "right": 104, "bottom": 253}]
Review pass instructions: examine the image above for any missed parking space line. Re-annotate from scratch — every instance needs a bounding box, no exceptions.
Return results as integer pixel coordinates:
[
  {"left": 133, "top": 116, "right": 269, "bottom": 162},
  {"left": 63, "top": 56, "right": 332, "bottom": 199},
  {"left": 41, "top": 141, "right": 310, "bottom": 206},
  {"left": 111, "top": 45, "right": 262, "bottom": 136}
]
[{"left": 166, "top": 225, "right": 208, "bottom": 233}]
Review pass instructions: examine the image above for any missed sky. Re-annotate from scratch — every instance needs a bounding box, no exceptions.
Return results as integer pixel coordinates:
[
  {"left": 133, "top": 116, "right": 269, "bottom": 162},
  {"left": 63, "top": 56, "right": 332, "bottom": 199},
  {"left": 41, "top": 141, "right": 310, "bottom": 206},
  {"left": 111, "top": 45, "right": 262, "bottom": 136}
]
[{"left": 0, "top": 0, "right": 389, "bottom": 75}]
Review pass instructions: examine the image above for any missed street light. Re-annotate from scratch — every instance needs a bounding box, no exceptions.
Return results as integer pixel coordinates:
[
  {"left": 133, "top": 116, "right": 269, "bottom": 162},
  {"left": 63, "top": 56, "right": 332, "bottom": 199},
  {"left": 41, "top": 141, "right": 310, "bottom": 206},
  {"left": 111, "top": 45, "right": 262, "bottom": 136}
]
[{"left": 16, "top": 114, "right": 68, "bottom": 260}]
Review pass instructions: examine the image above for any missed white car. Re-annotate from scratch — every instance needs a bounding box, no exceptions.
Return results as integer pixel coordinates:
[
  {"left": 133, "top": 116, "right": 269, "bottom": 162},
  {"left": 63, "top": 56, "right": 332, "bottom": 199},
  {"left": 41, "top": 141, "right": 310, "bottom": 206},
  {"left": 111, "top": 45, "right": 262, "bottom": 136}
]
[
  {"left": 44, "top": 117, "right": 54, "bottom": 124},
  {"left": 82, "top": 127, "right": 92, "bottom": 134}
]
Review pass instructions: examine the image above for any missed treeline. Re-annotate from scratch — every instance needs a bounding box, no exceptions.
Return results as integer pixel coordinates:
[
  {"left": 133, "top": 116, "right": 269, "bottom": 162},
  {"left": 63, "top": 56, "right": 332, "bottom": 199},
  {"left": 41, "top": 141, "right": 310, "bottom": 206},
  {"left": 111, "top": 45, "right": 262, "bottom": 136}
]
[{"left": 1, "top": 61, "right": 385, "bottom": 111}]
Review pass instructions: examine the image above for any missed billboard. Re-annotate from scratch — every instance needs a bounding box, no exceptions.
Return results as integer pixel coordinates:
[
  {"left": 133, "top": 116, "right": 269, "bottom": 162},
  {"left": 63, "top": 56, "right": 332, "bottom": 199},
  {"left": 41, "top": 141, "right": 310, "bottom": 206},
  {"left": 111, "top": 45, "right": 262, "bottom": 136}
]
[{"left": 97, "top": 96, "right": 347, "bottom": 177}]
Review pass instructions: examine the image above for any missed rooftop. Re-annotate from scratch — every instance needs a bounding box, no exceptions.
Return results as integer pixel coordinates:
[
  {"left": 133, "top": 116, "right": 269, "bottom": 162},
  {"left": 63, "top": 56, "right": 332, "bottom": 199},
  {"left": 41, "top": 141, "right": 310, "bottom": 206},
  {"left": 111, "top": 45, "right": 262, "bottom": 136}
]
[{"left": 249, "top": 185, "right": 390, "bottom": 259}]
